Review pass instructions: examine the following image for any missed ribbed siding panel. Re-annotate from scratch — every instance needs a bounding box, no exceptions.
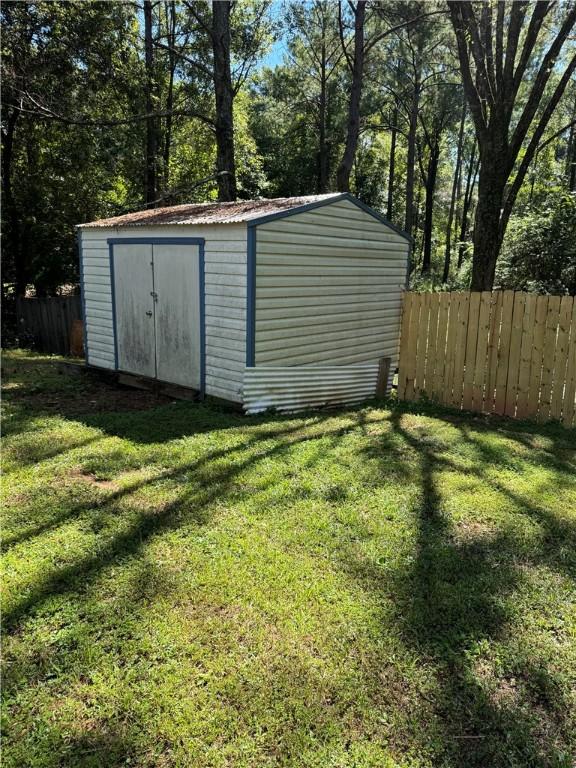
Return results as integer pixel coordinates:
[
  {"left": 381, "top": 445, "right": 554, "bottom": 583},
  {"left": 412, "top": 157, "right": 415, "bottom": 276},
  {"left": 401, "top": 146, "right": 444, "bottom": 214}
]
[
  {"left": 79, "top": 224, "right": 247, "bottom": 402},
  {"left": 254, "top": 198, "right": 409, "bottom": 370},
  {"left": 243, "top": 365, "right": 379, "bottom": 414}
]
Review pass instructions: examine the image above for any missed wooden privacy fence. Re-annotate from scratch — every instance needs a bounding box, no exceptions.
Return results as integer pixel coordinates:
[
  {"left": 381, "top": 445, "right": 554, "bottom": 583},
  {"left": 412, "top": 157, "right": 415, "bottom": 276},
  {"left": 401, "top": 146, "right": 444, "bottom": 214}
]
[
  {"left": 15, "top": 295, "right": 83, "bottom": 356},
  {"left": 398, "top": 290, "right": 576, "bottom": 427}
]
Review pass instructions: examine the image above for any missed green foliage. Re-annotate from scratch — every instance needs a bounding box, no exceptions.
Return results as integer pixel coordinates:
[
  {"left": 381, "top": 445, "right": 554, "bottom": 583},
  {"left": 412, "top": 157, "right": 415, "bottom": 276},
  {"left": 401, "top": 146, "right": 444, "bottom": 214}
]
[
  {"left": 497, "top": 192, "right": 576, "bottom": 295},
  {"left": 1, "top": 1, "right": 574, "bottom": 295}
]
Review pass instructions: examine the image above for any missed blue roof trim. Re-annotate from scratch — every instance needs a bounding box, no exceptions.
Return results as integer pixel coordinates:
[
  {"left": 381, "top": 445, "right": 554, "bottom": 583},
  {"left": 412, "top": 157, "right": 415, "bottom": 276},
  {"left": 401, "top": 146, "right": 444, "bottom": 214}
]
[
  {"left": 246, "top": 192, "right": 412, "bottom": 244},
  {"left": 346, "top": 194, "right": 414, "bottom": 244},
  {"left": 247, "top": 193, "right": 348, "bottom": 228},
  {"left": 107, "top": 237, "right": 206, "bottom": 394}
]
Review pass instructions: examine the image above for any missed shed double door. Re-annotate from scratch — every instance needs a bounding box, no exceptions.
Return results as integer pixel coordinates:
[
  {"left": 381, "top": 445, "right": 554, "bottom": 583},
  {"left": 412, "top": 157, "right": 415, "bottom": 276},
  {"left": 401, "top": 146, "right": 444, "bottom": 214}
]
[{"left": 112, "top": 242, "right": 201, "bottom": 389}]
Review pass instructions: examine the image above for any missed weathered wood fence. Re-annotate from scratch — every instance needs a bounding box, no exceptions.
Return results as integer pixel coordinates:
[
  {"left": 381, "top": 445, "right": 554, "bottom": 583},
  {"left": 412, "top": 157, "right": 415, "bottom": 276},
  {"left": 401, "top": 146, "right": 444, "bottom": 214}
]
[
  {"left": 398, "top": 291, "right": 576, "bottom": 427},
  {"left": 15, "top": 295, "right": 82, "bottom": 356}
]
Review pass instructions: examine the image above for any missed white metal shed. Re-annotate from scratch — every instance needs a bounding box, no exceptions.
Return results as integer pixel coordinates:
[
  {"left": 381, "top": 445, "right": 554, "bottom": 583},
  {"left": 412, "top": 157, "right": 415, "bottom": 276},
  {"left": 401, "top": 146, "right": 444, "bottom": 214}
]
[{"left": 77, "top": 193, "right": 411, "bottom": 412}]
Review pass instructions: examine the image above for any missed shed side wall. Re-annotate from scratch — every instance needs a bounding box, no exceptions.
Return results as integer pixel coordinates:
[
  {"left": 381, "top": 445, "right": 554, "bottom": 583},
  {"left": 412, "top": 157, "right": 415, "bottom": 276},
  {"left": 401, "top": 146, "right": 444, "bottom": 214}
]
[
  {"left": 79, "top": 223, "right": 247, "bottom": 402},
  {"left": 254, "top": 198, "right": 409, "bottom": 370}
]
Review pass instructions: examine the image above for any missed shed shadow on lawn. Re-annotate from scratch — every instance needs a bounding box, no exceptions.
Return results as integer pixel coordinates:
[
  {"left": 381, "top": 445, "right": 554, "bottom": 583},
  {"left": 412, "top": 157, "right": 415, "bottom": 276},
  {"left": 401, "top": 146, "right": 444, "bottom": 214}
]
[{"left": 344, "top": 408, "right": 576, "bottom": 768}]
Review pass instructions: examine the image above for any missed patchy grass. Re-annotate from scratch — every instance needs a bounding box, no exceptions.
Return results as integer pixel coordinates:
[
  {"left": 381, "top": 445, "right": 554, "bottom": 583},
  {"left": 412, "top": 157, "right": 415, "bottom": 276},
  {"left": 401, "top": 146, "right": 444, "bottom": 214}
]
[{"left": 2, "top": 350, "right": 575, "bottom": 768}]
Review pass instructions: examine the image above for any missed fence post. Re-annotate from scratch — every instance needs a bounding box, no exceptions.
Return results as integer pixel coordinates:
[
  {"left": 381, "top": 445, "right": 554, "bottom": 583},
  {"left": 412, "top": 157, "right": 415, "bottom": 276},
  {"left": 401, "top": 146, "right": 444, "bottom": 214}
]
[{"left": 376, "top": 357, "right": 391, "bottom": 398}]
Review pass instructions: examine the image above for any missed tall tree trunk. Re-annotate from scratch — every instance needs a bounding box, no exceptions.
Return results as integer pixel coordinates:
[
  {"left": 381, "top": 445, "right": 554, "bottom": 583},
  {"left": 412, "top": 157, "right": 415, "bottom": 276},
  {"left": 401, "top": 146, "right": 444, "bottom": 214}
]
[
  {"left": 1, "top": 110, "right": 24, "bottom": 294},
  {"left": 421, "top": 143, "right": 439, "bottom": 276},
  {"left": 144, "top": 0, "right": 158, "bottom": 207},
  {"left": 470, "top": 161, "right": 507, "bottom": 290},
  {"left": 567, "top": 91, "right": 576, "bottom": 191},
  {"left": 448, "top": 0, "right": 576, "bottom": 290},
  {"left": 318, "top": 35, "right": 328, "bottom": 193},
  {"left": 404, "top": 65, "right": 420, "bottom": 237},
  {"left": 442, "top": 103, "right": 466, "bottom": 283},
  {"left": 162, "top": 0, "right": 177, "bottom": 195},
  {"left": 212, "top": 0, "right": 237, "bottom": 201},
  {"left": 457, "top": 143, "right": 477, "bottom": 268},
  {"left": 387, "top": 104, "right": 397, "bottom": 220},
  {"left": 336, "top": 1, "right": 365, "bottom": 192},
  {"left": 569, "top": 132, "right": 576, "bottom": 191}
]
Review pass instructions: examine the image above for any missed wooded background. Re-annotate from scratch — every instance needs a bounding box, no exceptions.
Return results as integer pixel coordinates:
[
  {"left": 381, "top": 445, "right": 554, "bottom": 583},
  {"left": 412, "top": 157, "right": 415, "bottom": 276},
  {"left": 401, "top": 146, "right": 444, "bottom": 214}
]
[{"left": 2, "top": 1, "right": 575, "bottom": 300}]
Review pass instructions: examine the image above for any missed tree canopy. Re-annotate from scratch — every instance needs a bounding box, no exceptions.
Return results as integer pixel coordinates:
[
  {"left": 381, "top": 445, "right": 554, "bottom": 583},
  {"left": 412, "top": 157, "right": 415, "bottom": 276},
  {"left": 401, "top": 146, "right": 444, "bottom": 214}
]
[{"left": 2, "top": 0, "right": 575, "bottom": 296}]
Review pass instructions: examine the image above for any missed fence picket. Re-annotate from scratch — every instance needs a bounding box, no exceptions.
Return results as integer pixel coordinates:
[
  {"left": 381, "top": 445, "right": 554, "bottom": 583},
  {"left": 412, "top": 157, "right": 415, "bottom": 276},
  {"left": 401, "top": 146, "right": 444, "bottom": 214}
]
[
  {"left": 516, "top": 293, "right": 536, "bottom": 419},
  {"left": 404, "top": 292, "right": 421, "bottom": 401},
  {"left": 462, "top": 291, "right": 481, "bottom": 410},
  {"left": 485, "top": 292, "right": 503, "bottom": 414},
  {"left": 443, "top": 293, "right": 460, "bottom": 406},
  {"left": 504, "top": 292, "right": 526, "bottom": 417},
  {"left": 415, "top": 293, "right": 430, "bottom": 398},
  {"left": 15, "top": 296, "right": 82, "bottom": 356},
  {"left": 397, "top": 292, "right": 413, "bottom": 400},
  {"left": 538, "top": 295, "right": 561, "bottom": 422},
  {"left": 397, "top": 290, "right": 575, "bottom": 428},
  {"left": 427, "top": 294, "right": 441, "bottom": 396},
  {"left": 550, "top": 295, "right": 573, "bottom": 421},
  {"left": 526, "top": 295, "right": 548, "bottom": 419},
  {"left": 451, "top": 292, "right": 470, "bottom": 408},
  {"left": 433, "top": 293, "right": 450, "bottom": 402},
  {"left": 472, "top": 291, "right": 492, "bottom": 411},
  {"left": 562, "top": 299, "right": 576, "bottom": 427},
  {"left": 493, "top": 291, "right": 514, "bottom": 415}
]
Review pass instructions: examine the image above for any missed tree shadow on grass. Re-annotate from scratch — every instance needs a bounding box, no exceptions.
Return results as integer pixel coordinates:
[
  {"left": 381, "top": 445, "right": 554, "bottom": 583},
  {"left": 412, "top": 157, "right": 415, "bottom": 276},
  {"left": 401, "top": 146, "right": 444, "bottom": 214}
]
[
  {"left": 4, "top": 407, "right": 397, "bottom": 766},
  {"left": 3, "top": 410, "right": 373, "bottom": 633},
  {"left": 350, "top": 409, "right": 576, "bottom": 767}
]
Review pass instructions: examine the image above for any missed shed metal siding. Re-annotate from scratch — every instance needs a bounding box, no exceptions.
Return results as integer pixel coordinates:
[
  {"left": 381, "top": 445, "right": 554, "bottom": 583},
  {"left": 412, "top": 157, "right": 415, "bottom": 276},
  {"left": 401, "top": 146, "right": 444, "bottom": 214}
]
[
  {"left": 253, "top": 198, "right": 409, "bottom": 371},
  {"left": 243, "top": 364, "right": 379, "bottom": 414},
  {"left": 79, "top": 223, "right": 247, "bottom": 402}
]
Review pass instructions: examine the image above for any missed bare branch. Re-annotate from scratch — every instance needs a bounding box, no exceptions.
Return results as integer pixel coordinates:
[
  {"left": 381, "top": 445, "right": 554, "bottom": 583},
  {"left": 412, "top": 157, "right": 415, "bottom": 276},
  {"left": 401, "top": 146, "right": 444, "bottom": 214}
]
[
  {"left": 509, "top": 5, "right": 576, "bottom": 167},
  {"left": 337, "top": 1, "right": 354, "bottom": 73},
  {"left": 447, "top": 2, "right": 488, "bottom": 137},
  {"left": 14, "top": 90, "right": 216, "bottom": 129},
  {"left": 504, "top": 53, "right": 576, "bottom": 229},
  {"left": 536, "top": 118, "right": 576, "bottom": 152},
  {"left": 153, "top": 40, "right": 213, "bottom": 80},
  {"left": 364, "top": 9, "right": 447, "bottom": 56}
]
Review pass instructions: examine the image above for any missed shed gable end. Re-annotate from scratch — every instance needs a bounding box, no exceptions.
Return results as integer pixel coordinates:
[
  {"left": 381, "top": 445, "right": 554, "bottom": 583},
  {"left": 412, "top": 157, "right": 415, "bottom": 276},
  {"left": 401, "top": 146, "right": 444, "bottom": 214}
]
[{"left": 251, "top": 197, "right": 410, "bottom": 371}]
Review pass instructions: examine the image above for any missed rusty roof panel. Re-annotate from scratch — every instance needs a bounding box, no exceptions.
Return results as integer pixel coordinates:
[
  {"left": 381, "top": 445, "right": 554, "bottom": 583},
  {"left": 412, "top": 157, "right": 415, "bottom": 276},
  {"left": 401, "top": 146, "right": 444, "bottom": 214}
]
[{"left": 78, "top": 194, "right": 342, "bottom": 228}]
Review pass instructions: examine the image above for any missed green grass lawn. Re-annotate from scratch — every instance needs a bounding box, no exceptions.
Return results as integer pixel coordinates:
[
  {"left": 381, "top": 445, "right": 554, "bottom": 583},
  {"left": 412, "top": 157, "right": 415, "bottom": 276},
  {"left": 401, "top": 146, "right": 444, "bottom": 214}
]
[{"left": 2, "top": 350, "right": 576, "bottom": 768}]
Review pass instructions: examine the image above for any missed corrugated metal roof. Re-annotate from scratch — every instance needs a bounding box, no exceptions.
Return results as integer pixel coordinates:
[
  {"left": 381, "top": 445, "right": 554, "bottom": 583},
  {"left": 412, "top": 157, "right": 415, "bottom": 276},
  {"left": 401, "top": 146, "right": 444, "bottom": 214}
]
[{"left": 78, "top": 193, "right": 342, "bottom": 228}]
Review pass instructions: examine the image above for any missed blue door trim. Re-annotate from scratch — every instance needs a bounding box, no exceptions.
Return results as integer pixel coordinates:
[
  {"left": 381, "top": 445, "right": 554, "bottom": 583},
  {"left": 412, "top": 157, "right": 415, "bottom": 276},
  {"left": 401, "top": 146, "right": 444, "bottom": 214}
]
[
  {"left": 244, "top": 192, "right": 412, "bottom": 367},
  {"left": 107, "top": 237, "right": 206, "bottom": 394}
]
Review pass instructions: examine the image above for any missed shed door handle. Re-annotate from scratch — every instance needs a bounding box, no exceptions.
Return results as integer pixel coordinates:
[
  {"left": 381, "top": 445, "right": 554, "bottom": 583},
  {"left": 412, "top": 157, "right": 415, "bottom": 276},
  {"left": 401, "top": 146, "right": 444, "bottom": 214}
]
[{"left": 145, "top": 310, "right": 153, "bottom": 317}]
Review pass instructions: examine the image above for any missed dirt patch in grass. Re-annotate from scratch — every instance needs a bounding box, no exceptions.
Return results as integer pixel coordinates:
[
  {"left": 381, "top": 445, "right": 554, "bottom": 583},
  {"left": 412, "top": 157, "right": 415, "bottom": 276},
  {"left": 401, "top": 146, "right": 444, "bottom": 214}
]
[
  {"left": 68, "top": 468, "right": 119, "bottom": 490},
  {"left": 2, "top": 356, "right": 173, "bottom": 417},
  {"left": 25, "top": 387, "right": 171, "bottom": 416}
]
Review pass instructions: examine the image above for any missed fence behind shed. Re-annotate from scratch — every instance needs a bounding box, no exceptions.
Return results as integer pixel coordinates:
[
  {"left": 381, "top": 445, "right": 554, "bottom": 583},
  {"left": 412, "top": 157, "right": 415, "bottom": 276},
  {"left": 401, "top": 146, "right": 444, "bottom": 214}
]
[
  {"left": 15, "top": 295, "right": 82, "bottom": 356},
  {"left": 397, "top": 290, "right": 576, "bottom": 427}
]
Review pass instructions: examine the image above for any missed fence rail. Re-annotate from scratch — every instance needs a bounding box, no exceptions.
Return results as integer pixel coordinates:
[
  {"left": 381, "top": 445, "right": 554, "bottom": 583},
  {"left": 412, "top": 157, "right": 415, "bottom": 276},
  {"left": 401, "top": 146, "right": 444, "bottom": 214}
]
[
  {"left": 15, "top": 295, "right": 82, "bottom": 356},
  {"left": 397, "top": 290, "right": 576, "bottom": 427}
]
